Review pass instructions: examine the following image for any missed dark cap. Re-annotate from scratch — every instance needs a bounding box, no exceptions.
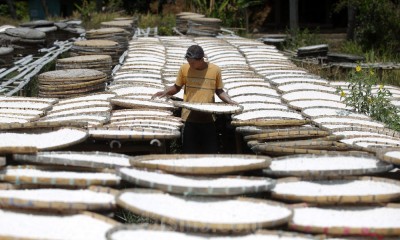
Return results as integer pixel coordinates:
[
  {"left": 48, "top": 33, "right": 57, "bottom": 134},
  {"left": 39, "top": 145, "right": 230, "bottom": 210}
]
[{"left": 185, "top": 45, "right": 204, "bottom": 59}]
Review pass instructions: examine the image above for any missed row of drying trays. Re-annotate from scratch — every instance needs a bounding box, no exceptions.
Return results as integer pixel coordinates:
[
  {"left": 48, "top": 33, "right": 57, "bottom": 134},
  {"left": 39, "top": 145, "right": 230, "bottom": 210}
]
[{"left": 1, "top": 34, "right": 400, "bottom": 239}]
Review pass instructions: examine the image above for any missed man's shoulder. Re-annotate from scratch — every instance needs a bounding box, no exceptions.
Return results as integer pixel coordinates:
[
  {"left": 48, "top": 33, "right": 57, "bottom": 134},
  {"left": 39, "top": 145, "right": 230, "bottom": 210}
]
[{"left": 207, "top": 62, "right": 221, "bottom": 72}]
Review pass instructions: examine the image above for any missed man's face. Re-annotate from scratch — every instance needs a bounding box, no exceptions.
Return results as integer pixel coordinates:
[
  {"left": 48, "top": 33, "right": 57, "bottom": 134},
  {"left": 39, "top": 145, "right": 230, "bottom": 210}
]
[{"left": 186, "top": 57, "right": 203, "bottom": 69}]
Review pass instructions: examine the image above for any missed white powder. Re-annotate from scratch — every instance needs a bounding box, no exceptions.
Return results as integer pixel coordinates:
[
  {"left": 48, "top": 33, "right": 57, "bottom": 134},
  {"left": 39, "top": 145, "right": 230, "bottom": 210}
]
[
  {"left": 0, "top": 128, "right": 87, "bottom": 149},
  {"left": 302, "top": 108, "right": 369, "bottom": 119},
  {"left": 0, "top": 117, "right": 28, "bottom": 123},
  {"left": 228, "top": 86, "right": 279, "bottom": 97},
  {"left": 1, "top": 168, "right": 120, "bottom": 181},
  {"left": 282, "top": 91, "right": 341, "bottom": 102},
  {"left": 177, "top": 102, "right": 242, "bottom": 113},
  {"left": 292, "top": 207, "right": 400, "bottom": 228},
  {"left": 111, "top": 230, "right": 312, "bottom": 240},
  {"left": 385, "top": 151, "right": 400, "bottom": 159},
  {"left": 0, "top": 108, "right": 43, "bottom": 116},
  {"left": 271, "top": 78, "right": 328, "bottom": 85},
  {"left": 340, "top": 137, "right": 400, "bottom": 145},
  {"left": 38, "top": 152, "right": 130, "bottom": 167},
  {"left": 0, "top": 210, "right": 114, "bottom": 239},
  {"left": 119, "top": 192, "right": 291, "bottom": 224},
  {"left": 314, "top": 117, "right": 384, "bottom": 127},
  {"left": 234, "top": 110, "right": 303, "bottom": 121},
  {"left": 46, "top": 107, "right": 111, "bottom": 117},
  {"left": 142, "top": 157, "right": 267, "bottom": 167},
  {"left": 58, "top": 93, "right": 116, "bottom": 105},
  {"left": 239, "top": 103, "right": 288, "bottom": 111},
  {"left": 269, "top": 156, "right": 383, "bottom": 171},
  {"left": 111, "top": 109, "right": 172, "bottom": 117},
  {"left": 119, "top": 168, "right": 271, "bottom": 189},
  {"left": 332, "top": 131, "right": 384, "bottom": 137},
  {"left": 51, "top": 101, "right": 110, "bottom": 111},
  {"left": 0, "top": 189, "right": 115, "bottom": 204},
  {"left": 89, "top": 129, "right": 179, "bottom": 137},
  {"left": 278, "top": 83, "right": 335, "bottom": 93},
  {"left": 231, "top": 95, "right": 281, "bottom": 103},
  {"left": 273, "top": 179, "right": 400, "bottom": 196},
  {"left": 0, "top": 101, "right": 50, "bottom": 110}
]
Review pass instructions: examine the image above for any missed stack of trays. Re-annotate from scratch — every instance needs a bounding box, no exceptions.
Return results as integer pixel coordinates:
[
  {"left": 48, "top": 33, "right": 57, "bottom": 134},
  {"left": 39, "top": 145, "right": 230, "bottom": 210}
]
[
  {"left": 0, "top": 47, "right": 13, "bottom": 67},
  {"left": 175, "top": 12, "right": 205, "bottom": 33},
  {"left": 56, "top": 55, "right": 113, "bottom": 82},
  {"left": 0, "top": 27, "right": 46, "bottom": 55},
  {"left": 70, "top": 40, "right": 122, "bottom": 66},
  {"left": 187, "top": 17, "right": 222, "bottom": 37},
  {"left": 85, "top": 27, "right": 130, "bottom": 51},
  {"left": 296, "top": 44, "right": 329, "bottom": 58},
  {"left": 100, "top": 20, "right": 135, "bottom": 34},
  {"left": 38, "top": 69, "right": 107, "bottom": 98}
]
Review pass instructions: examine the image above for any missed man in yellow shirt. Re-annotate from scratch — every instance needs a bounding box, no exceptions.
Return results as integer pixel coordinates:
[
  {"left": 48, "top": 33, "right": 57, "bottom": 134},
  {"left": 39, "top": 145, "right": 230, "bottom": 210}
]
[{"left": 152, "top": 45, "right": 237, "bottom": 153}]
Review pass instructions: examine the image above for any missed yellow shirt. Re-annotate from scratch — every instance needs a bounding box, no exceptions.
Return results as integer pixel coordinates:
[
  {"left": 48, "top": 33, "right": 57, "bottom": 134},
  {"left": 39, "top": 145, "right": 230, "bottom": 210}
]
[{"left": 175, "top": 62, "right": 223, "bottom": 122}]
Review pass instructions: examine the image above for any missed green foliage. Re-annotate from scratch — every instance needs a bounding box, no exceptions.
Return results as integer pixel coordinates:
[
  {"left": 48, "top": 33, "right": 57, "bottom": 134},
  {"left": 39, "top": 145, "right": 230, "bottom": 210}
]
[
  {"left": 337, "top": 65, "right": 400, "bottom": 131},
  {"left": 114, "top": 209, "right": 154, "bottom": 224},
  {"left": 74, "top": 0, "right": 97, "bottom": 23},
  {"left": 106, "top": 0, "right": 124, "bottom": 12},
  {"left": 15, "top": 1, "right": 29, "bottom": 21},
  {"left": 139, "top": 13, "right": 175, "bottom": 36},
  {"left": 283, "top": 28, "right": 324, "bottom": 50},
  {"left": 336, "top": 0, "right": 400, "bottom": 54}
]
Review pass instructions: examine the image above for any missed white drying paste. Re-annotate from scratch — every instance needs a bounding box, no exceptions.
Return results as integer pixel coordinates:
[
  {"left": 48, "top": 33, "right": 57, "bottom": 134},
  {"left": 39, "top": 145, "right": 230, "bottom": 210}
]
[
  {"left": 142, "top": 157, "right": 266, "bottom": 167},
  {"left": 111, "top": 229, "right": 313, "bottom": 240},
  {"left": 119, "top": 168, "right": 270, "bottom": 189},
  {"left": 0, "top": 189, "right": 115, "bottom": 204},
  {"left": 0, "top": 210, "right": 114, "bottom": 240},
  {"left": 273, "top": 179, "right": 400, "bottom": 196},
  {"left": 119, "top": 192, "right": 292, "bottom": 224},
  {"left": 42, "top": 153, "right": 130, "bottom": 167},
  {"left": 292, "top": 207, "right": 400, "bottom": 228},
  {"left": 269, "top": 156, "right": 382, "bottom": 171}
]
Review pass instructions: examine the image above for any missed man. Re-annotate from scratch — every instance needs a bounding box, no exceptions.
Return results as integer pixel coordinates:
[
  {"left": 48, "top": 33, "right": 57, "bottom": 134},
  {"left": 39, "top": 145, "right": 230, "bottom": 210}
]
[{"left": 152, "top": 45, "right": 237, "bottom": 153}]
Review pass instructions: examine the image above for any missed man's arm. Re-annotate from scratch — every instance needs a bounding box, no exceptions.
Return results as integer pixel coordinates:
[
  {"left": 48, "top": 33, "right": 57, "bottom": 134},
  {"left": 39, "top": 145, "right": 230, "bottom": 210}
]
[
  {"left": 216, "top": 89, "right": 238, "bottom": 105},
  {"left": 152, "top": 84, "right": 182, "bottom": 99}
]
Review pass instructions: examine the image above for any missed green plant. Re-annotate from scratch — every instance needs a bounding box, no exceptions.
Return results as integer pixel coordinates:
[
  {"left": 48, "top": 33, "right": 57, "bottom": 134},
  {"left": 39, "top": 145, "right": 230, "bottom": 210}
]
[
  {"left": 337, "top": 65, "right": 400, "bottom": 131},
  {"left": 284, "top": 28, "right": 324, "bottom": 50},
  {"left": 114, "top": 208, "right": 154, "bottom": 224},
  {"left": 74, "top": 0, "right": 97, "bottom": 23}
]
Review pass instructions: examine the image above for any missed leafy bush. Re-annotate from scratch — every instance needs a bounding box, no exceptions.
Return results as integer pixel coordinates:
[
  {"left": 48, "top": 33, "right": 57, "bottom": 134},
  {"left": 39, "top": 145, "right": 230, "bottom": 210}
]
[
  {"left": 284, "top": 28, "right": 324, "bottom": 50},
  {"left": 337, "top": 65, "right": 400, "bottom": 131}
]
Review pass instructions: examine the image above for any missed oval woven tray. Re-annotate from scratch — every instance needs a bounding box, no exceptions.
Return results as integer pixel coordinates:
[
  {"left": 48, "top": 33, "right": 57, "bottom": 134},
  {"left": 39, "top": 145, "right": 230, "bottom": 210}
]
[
  {"left": 116, "top": 189, "right": 292, "bottom": 233},
  {"left": 0, "top": 187, "right": 117, "bottom": 212},
  {"left": 376, "top": 148, "right": 400, "bottom": 165},
  {"left": 130, "top": 154, "right": 271, "bottom": 175},
  {"left": 0, "top": 210, "right": 119, "bottom": 239},
  {"left": 111, "top": 98, "right": 176, "bottom": 110},
  {"left": 231, "top": 119, "right": 310, "bottom": 127},
  {"left": 173, "top": 101, "right": 243, "bottom": 114},
  {"left": 118, "top": 167, "right": 275, "bottom": 196},
  {"left": 0, "top": 165, "right": 121, "bottom": 187},
  {"left": 272, "top": 176, "right": 400, "bottom": 204},
  {"left": 244, "top": 129, "right": 330, "bottom": 141},
  {"left": 289, "top": 205, "right": 400, "bottom": 236},
  {"left": 264, "top": 152, "right": 393, "bottom": 178},
  {"left": 88, "top": 126, "right": 180, "bottom": 140},
  {"left": 14, "top": 151, "right": 131, "bottom": 169}
]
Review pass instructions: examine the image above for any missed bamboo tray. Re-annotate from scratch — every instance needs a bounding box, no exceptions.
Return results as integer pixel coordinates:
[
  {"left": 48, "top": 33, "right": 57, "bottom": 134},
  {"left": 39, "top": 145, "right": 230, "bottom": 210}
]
[
  {"left": 288, "top": 99, "right": 349, "bottom": 111},
  {"left": 14, "top": 151, "right": 131, "bottom": 169},
  {"left": 289, "top": 205, "right": 400, "bottom": 236},
  {"left": 111, "top": 109, "right": 173, "bottom": 117},
  {"left": 111, "top": 98, "right": 176, "bottom": 110},
  {"left": 263, "top": 152, "right": 393, "bottom": 178},
  {"left": 58, "top": 92, "right": 116, "bottom": 105},
  {"left": 272, "top": 176, "right": 400, "bottom": 204},
  {"left": 232, "top": 119, "right": 310, "bottom": 127},
  {"left": 0, "top": 165, "right": 121, "bottom": 187},
  {"left": 106, "top": 225, "right": 318, "bottom": 240},
  {"left": 116, "top": 189, "right": 292, "bottom": 233},
  {"left": 0, "top": 121, "right": 88, "bottom": 130},
  {"left": 118, "top": 167, "right": 275, "bottom": 196},
  {"left": 376, "top": 148, "right": 400, "bottom": 165},
  {"left": 130, "top": 154, "right": 271, "bottom": 175},
  {"left": 173, "top": 101, "right": 243, "bottom": 114},
  {"left": 232, "top": 109, "right": 304, "bottom": 121},
  {"left": 0, "top": 157, "right": 5, "bottom": 167},
  {"left": 0, "top": 186, "right": 117, "bottom": 211},
  {"left": 301, "top": 106, "right": 370, "bottom": 119},
  {"left": 88, "top": 126, "right": 181, "bottom": 140},
  {"left": 244, "top": 129, "right": 330, "bottom": 141},
  {"left": 0, "top": 128, "right": 88, "bottom": 151},
  {"left": 0, "top": 210, "right": 119, "bottom": 239}
]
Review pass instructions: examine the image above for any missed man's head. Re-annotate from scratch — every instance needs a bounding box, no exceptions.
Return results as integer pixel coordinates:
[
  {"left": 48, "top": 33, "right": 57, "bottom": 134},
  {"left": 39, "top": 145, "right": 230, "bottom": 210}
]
[{"left": 185, "top": 45, "right": 204, "bottom": 60}]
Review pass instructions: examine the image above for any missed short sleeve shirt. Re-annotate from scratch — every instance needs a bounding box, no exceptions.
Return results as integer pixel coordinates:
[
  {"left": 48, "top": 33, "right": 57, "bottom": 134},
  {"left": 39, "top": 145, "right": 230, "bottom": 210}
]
[{"left": 175, "top": 62, "right": 223, "bottom": 122}]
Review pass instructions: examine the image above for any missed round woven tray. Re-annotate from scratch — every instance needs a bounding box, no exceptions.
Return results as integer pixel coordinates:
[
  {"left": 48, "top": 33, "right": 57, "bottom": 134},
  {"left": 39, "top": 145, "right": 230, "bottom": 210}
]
[
  {"left": 0, "top": 128, "right": 88, "bottom": 151},
  {"left": 233, "top": 109, "right": 304, "bottom": 121},
  {"left": 0, "top": 165, "right": 121, "bottom": 187},
  {"left": 289, "top": 205, "right": 400, "bottom": 236},
  {"left": 14, "top": 151, "right": 131, "bottom": 169},
  {"left": 0, "top": 121, "right": 88, "bottom": 130},
  {"left": 288, "top": 99, "right": 349, "bottom": 111},
  {"left": 130, "top": 154, "right": 270, "bottom": 175},
  {"left": 263, "top": 152, "right": 393, "bottom": 178},
  {"left": 232, "top": 119, "right": 310, "bottom": 127},
  {"left": 106, "top": 225, "right": 317, "bottom": 239},
  {"left": 272, "top": 176, "right": 400, "bottom": 204},
  {"left": 111, "top": 98, "right": 176, "bottom": 110},
  {"left": 38, "top": 69, "right": 106, "bottom": 82},
  {"left": 0, "top": 187, "right": 117, "bottom": 212},
  {"left": 0, "top": 210, "right": 119, "bottom": 239},
  {"left": 376, "top": 148, "right": 400, "bottom": 165},
  {"left": 58, "top": 92, "right": 116, "bottom": 105},
  {"left": 301, "top": 106, "right": 369, "bottom": 119},
  {"left": 88, "top": 126, "right": 180, "bottom": 140},
  {"left": 173, "top": 101, "right": 243, "bottom": 114},
  {"left": 244, "top": 129, "right": 330, "bottom": 141},
  {"left": 116, "top": 189, "right": 292, "bottom": 233},
  {"left": 111, "top": 109, "right": 173, "bottom": 117},
  {"left": 118, "top": 167, "right": 275, "bottom": 196},
  {"left": 252, "top": 141, "right": 350, "bottom": 156}
]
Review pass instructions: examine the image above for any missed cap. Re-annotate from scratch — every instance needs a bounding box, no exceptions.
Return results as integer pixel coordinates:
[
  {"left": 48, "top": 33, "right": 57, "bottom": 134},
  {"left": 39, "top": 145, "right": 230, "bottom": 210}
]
[{"left": 185, "top": 45, "right": 204, "bottom": 59}]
